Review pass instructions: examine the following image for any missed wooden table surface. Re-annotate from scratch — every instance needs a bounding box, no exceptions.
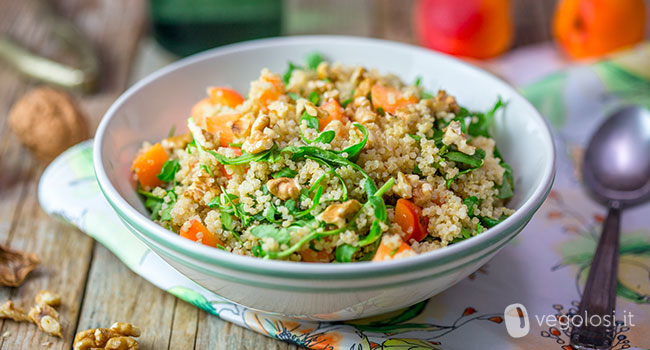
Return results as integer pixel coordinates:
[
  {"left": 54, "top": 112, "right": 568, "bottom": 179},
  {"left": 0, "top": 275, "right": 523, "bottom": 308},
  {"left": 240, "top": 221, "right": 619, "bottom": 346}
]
[{"left": 0, "top": 0, "right": 555, "bottom": 348}]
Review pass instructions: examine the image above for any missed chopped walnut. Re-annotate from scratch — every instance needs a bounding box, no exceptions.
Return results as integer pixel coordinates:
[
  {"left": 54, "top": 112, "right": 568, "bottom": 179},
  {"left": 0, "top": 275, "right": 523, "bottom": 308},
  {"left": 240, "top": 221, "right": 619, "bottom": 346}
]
[
  {"left": 267, "top": 177, "right": 300, "bottom": 201},
  {"left": 242, "top": 131, "right": 273, "bottom": 154},
  {"left": 105, "top": 336, "right": 138, "bottom": 350},
  {"left": 0, "top": 300, "right": 28, "bottom": 322},
  {"left": 432, "top": 90, "right": 460, "bottom": 114},
  {"left": 0, "top": 245, "right": 40, "bottom": 287},
  {"left": 35, "top": 290, "right": 61, "bottom": 307},
  {"left": 185, "top": 169, "right": 220, "bottom": 205},
  {"left": 73, "top": 323, "right": 141, "bottom": 350},
  {"left": 28, "top": 304, "right": 62, "bottom": 338},
  {"left": 393, "top": 172, "right": 419, "bottom": 199},
  {"left": 161, "top": 133, "right": 192, "bottom": 151},
  {"left": 442, "top": 121, "right": 476, "bottom": 155},
  {"left": 318, "top": 200, "right": 362, "bottom": 227}
]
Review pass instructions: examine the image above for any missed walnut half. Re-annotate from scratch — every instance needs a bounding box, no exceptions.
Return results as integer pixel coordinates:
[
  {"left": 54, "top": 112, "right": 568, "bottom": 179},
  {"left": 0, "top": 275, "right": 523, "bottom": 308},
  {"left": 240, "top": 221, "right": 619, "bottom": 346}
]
[
  {"left": 267, "top": 177, "right": 300, "bottom": 201},
  {"left": 73, "top": 322, "right": 141, "bottom": 350},
  {"left": 0, "top": 245, "right": 40, "bottom": 287},
  {"left": 0, "top": 300, "right": 28, "bottom": 322},
  {"left": 318, "top": 200, "right": 362, "bottom": 227},
  {"left": 28, "top": 304, "right": 62, "bottom": 338}
]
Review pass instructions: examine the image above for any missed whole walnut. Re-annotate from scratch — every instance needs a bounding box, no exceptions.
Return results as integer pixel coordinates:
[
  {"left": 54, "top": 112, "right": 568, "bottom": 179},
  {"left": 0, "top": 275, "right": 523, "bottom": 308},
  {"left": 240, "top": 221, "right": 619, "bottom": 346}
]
[{"left": 8, "top": 87, "right": 89, "bottom": 161}]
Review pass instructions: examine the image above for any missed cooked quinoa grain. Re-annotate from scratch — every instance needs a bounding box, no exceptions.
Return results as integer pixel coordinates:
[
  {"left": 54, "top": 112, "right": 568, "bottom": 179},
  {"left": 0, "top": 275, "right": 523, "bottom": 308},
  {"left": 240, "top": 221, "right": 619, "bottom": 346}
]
[{"left": 132, "top": 55, "right": 515, "bottom": 263}]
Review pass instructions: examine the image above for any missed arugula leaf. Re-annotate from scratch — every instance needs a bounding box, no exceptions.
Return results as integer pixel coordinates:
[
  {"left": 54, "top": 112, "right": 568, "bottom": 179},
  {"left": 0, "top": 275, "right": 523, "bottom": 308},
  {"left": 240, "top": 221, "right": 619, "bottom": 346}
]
[
  {"left": 493, "top": 147, "right": 514, "bottom": 200},
  {"left": 450, "top": 227, "right": 473, "bottom": 244},
  {"left": 300, "top": 111, "right": 319, "bottom": 130},
  {"left": 283, "top": 62, "right": 298, "bottom": 85},
  {"left": 337, "top": 123, "right": 369, "bottom": 162},
  {"left": 312, "top": 130, "right": 335, "bottom": 144},
  {"left": 208, "top": 144, "right": 280, "bottom": 165},
  {"left": 335, "top": 244, "right": 357, "bottom": 262},
  {"left": 309, "top": 91, "right": 320, "bottom": 105},
  {"left": 272, "top": 168, "right": 298, "bottom": 179},
  {"left": 413, "top": 164, "right": 422, "bottom": 175},
  {"left": 305, "top": 52, "right": 323, "bottom": 70},
  {"left": 480, "top": 215, "right": 508, "bottom": 228},
  {"left": 250, "top": 224, "right": 291, "bottom": 245},
  {"left": 367, "top": 196, "right": 387, "bottom": 222},
  {"left": 443, "top": 150, "right": 484, "bottom": 168},
  {"left": 341, "top": 97, "right": 353, "bottom": 108},
  {"left": 139, "top": 190, "right": 163, "bottom": 220},
  {"left": 415, "top": 76, "right": 422, "bottom": 86},
  {"left": 157, "top": 159, "right": 180, "bottom": 182},
  {"left": 444, "top": 149, "right": 486, "bottom": 188},
  {"left": 463, "top": 196, "right": 480, "bottom": 217},
  {"left": 159, "top": 191, "right": 177, "bottom": 221},
  {"left": 467, "top": 98, "right": 504, "bottom": 138},
  {"left": 200, "top": 164, "right": 213, "bottom": 177},
  {"left": 421, "top": 91, "right": 434, "bottom": 99},
  {"left": 408, "top": 134, "right": 422, "bottom": 142},
  {"left": 221, "top": 211, "right": 233, "bottom": 231},
  {"left": 288, "top": 92, "right": 301, "bottom": 101},
  {"left": 376, "top": 107, "right": 385, "bottom": 116}
]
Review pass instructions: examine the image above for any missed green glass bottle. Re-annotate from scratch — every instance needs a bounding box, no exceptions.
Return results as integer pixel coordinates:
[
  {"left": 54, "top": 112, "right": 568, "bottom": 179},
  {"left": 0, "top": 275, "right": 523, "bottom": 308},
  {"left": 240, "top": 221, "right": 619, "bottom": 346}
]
[{"left": 150, "top": 0, "right": 283, "bottom": 57}]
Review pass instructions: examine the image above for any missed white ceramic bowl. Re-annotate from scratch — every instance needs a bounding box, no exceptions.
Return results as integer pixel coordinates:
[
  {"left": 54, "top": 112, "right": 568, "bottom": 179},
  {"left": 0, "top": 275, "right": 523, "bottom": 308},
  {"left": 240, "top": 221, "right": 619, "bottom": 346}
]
[{"left": 94, "top": 36, "right": 555, "bottom": 321}]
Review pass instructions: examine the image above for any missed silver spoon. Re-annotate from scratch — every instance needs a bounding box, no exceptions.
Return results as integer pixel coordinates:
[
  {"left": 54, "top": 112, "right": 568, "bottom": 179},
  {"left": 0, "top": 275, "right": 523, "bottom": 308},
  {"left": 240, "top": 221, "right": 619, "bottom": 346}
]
[{"left": 571, "top": 106, "right": 650, "bottom": 349}]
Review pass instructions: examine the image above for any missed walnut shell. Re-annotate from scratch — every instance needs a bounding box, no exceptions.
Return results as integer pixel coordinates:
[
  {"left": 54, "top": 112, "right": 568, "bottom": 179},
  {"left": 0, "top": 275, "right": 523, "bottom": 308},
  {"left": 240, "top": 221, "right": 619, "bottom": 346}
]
[{"left": 8, "top": 87, "right": 89, "bottom": 161}]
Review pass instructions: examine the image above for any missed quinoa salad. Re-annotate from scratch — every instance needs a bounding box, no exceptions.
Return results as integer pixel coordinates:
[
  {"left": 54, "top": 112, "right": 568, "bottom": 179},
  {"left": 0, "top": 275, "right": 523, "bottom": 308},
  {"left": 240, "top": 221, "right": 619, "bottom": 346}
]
[{"left": 132, "top": 53, "right": 515, "bottom": 263}]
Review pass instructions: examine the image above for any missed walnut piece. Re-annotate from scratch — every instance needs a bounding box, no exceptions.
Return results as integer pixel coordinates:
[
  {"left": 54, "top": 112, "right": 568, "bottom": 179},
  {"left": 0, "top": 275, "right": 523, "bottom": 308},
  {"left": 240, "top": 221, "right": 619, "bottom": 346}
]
[
  {"left": 28, "top": 304, "right": 62, "bottom": 338},
  {"left": 0, "top": 300, "right": 28, "bottom": 322},
  {"left": 161, "top": 132, "right": 192, "bottom": 151},
  {"left": 267, "top": 177, "right": 300, "bottom": 201},
  {"left": 0, "top": 245, "right": 40, "bottom": 287},
  {"left": 318, "top": 200, "right": 362, "bottom": 227},
  {"left": 8, "top": 87, "right": 89, "bottom": 161},
  {"left": 35, "top": 290, "right": 61, "bottom": 307},
  {"left": 73, "top": 323, "right": 141, "bottom": 350}
]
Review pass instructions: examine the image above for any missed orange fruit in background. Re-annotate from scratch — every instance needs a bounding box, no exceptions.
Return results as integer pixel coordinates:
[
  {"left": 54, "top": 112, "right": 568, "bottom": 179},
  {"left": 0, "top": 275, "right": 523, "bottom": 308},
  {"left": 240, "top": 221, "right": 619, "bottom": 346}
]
[
  {"left": 414, "top": 0, "right": 513, "bottom": 59},
  {"left": 553, "top": 0, "right": 647, "bottom": 59}
]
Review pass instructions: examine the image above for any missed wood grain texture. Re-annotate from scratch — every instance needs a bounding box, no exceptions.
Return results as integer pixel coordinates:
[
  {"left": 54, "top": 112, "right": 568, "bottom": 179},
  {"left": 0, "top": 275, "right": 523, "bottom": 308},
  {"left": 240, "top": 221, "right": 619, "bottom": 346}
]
[{"left": 0, "top": 0, "right": 145, "bottom": 348}]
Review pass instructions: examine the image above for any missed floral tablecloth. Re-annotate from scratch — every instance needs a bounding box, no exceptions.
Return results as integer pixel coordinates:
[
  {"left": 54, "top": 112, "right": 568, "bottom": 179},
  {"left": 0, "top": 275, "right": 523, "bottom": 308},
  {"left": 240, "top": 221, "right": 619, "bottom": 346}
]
[{"left": 39, "top": 43, "right": 650, "bottom": 350}]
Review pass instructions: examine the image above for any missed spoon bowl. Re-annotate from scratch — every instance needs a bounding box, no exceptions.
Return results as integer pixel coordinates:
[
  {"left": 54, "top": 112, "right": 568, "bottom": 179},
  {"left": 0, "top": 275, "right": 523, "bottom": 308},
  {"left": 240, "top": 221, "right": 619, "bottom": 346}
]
[{"left": 582, "top": 106, "right": 650, "bottom": 206}]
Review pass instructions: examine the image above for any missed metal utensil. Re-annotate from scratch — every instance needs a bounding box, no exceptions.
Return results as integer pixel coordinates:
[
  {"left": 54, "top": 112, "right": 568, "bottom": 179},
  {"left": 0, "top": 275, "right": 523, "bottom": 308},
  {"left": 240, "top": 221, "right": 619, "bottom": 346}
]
[{"left": 571, "top": 106, "right": 650, "bottom": 349}]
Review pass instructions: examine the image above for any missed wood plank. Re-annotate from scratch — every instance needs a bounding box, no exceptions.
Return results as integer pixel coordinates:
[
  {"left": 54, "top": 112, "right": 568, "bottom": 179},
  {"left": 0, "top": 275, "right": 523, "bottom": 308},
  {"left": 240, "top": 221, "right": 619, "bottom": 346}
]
[
  {"left": 0, "top": 0, "right": 146, "bottom": 348},
  {"left": 74, "top": 245, "right": 177, "bottom": 349},
  {"left": 167, "top": 299, "right": 200, "bottom": 349}
]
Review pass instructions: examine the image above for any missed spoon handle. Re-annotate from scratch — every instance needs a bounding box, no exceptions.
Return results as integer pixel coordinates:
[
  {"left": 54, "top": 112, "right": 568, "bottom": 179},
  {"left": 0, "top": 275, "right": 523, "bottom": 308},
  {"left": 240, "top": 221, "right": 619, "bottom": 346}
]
[{"left": 570, "top": 204, "right": 620, "bottom": 349}]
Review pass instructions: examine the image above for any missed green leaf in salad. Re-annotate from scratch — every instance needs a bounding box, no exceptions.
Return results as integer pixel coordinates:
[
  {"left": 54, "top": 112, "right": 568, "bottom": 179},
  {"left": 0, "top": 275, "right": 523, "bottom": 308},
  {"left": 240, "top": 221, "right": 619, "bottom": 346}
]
[
  {"left": 250, "top": 224, "right": 291, "bottom": 245},
  {"left": 288, "top": 92, "right": 301, "bottom": 101},
  {"left": 200, "top": 164, "right": 213, "bottom": 177},
  {"left": 300, "top": 111, "right": 320, "bottom": 130},
  {"left": 305, "top": 52, "right": 324, "bottom": 70},
  {"left": 272, "top": 167, "right": 298, "bottom": 179},
  {"left": 494, "top": 147, "right": 514, "bottom": 200},
  {"left": 308, "top": 91, "right": 320, "bottom": 105},
  {"left": 336, "top": 123, "right": 369, "bottom": 162},
  {"left": 208, "top": 144, "right": 280, "bottom": 165},
  {"left": 463, "top": 196, "right": 480, "bottom": 217},
  {"left": 479, "top": 215, "right": 508, "bottom": 228},
  {"left": 283, "top": 62, "right": 299, "bottom": 85},
  {"left": 157, "top": 159, "right": 180, "bottom": 182},
  {"left": 341, "top": 97, "right": 353, "bottom": 108},
  {"left": 335, "top": 244, "right": 358, "bottom": 262},
  {"left": 467, "top": 98, "right": 504, "bottom": 138}
]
